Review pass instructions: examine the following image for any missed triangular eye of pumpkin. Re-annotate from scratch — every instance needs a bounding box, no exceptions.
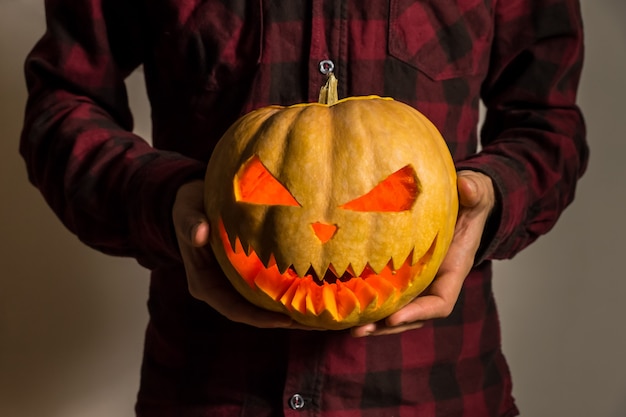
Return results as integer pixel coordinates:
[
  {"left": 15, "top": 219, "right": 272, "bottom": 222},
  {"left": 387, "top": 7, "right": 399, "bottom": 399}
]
[
  {"left": 339, "top": 165, "right": 419, "bottom": 212},
  {"left": 234, "top": 155, "right": 301, "bottom": 206}
]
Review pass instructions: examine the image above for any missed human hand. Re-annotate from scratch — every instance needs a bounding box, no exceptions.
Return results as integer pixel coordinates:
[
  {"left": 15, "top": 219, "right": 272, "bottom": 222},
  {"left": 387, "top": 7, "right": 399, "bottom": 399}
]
[
  {"left": 351, "top": 170, "right": 496, "bottom": 337},
  {"left": 172, "top": 180, "right": 312, "bottom": 329}
]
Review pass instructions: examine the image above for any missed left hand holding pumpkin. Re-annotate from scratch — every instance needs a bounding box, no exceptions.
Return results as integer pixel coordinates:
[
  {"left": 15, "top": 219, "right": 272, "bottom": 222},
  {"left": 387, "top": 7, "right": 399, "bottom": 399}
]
[
  {"left": 173, "top": 180, "right": 312, "bottom": 330},
  {"left": 351, "top": 170, "right": 496, "bottom": 337}
]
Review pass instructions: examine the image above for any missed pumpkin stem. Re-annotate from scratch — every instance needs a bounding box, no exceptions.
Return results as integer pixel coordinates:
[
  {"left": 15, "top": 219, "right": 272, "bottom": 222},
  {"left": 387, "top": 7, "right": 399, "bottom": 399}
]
[{"left": 318, "top": 72, "right": 339, "bottom": 105}]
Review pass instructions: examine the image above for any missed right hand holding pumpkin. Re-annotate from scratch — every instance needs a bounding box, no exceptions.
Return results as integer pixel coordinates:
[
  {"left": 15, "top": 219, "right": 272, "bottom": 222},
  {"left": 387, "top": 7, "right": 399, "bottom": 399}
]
[{"left": 350, "top": 170, "right": 496, "bottom": 337}]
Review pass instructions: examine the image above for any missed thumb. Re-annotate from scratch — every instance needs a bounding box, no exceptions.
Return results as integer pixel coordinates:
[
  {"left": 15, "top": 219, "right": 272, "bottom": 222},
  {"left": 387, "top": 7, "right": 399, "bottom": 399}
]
[
  {"left": 173, "top": 180, "right": 210, "bottom": 247},
  {"left": 190, "top": 220, "right": 210, "bottom": 248},
  {"left": 457, "top": 171, "right": 489, "bottom": 209}
]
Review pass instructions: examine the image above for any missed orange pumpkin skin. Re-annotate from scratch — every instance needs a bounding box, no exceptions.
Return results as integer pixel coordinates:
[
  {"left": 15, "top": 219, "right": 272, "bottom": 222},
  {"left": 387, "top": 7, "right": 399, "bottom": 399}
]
[{"left": 204, "top": 96, "right": 458, "bottom": 330}]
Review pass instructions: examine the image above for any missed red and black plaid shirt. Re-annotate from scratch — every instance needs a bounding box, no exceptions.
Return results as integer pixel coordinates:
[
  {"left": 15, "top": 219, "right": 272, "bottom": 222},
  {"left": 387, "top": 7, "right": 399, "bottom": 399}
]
[{"left": 21, "top": 1, "right": 588, "bottom": 416}]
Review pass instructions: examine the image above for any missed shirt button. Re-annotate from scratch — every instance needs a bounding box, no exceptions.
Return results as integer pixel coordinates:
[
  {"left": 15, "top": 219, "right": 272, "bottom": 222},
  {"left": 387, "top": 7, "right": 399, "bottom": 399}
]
[
  {"left": 318, "top": 59, "right": 335, "bottom": 75},
  {"left": 289, "top": 393, "right": 305, "bottom": 410}
]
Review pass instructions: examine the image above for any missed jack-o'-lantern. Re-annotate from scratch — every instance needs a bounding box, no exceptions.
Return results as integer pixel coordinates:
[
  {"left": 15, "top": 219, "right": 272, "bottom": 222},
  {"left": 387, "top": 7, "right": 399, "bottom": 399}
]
[{"left": 204, "top": 75, "right": 458, "bottom": 329}]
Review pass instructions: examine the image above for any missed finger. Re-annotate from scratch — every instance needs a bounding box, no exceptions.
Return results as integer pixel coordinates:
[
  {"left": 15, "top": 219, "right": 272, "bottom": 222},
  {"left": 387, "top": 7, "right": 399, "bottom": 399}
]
[
  {"left": 457, "top": 172, "right": 481, "bottom": 207},
  {"left": 379, "top": 218, "right": 478, "bottom": 328},
  {"left": 184, "top": 244, "right": 316, "bottom": 329},
  {"left": 384, "top": 266, "right": 466, "bottom": 327},
  {"left": 457, "top": 170, "right": 495, "bottom": 212},
  {"left": 172, "top": 180, "right": 207, "bottom": 241},
  {"left": 368, "top": 322, "right": 426, "bottom": 337},
  {"left": 351, "top": 322, "right": 377, "bottom": 337},
  {"left": 212, "top": 293, "right": 294, "bottom": 328},
  {"left": 187, "top": 261, "right": 293, "bottom": 328},
  {"left": 171, "top": 182, "right": 301, "bottom": 329},
  {"left": 352, "top": 266, "right": 466, "bottom": 337},
  {"left": 353, "top": 172, "right": 496, "bottom": 337},
  {"left": 176, "top": 208, "right": 209, "bottom": 243},
  {"left": 204, "top": 285, "right": 323, "bottom": 330},
  {"left": 351, "top": 320, "right": 425, "bottom": 337}
]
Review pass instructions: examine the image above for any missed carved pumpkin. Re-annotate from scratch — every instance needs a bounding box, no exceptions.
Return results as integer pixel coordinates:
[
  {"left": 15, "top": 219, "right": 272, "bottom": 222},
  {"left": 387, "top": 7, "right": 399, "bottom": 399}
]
[{"left": 204, "top": 76, "right": 458, "bottom": 329}]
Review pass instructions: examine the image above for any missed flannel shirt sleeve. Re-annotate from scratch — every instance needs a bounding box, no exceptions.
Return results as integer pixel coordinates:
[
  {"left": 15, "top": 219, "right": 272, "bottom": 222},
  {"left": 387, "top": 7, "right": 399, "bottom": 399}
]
[
  {"left": 456, "top": 0, "right": 589, "bottom": 262},
  {"left": 19, "top": 0, "right": 206, "bottom": 269}
]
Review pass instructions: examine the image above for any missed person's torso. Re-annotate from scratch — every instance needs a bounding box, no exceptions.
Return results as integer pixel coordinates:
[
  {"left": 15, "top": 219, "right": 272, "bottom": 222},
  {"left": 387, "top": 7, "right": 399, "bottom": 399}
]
[{"left": 139, "top": 0, "right": 494, "bottom": 162}]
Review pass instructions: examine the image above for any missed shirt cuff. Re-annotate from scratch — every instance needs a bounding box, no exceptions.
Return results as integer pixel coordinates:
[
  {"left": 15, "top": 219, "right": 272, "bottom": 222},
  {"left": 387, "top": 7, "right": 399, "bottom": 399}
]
[
  {"left": 456, "top": 152, "right": 529, "bottom": 263},
  {"left": 127, "top": 153, "right": 207, "bottom": 269}
]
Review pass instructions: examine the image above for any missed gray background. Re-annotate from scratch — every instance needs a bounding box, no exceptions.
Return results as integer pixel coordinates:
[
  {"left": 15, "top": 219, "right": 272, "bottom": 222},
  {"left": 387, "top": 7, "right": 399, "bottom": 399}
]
[{"left": 1, "top": 1, "right": 624, "bottom": 416}]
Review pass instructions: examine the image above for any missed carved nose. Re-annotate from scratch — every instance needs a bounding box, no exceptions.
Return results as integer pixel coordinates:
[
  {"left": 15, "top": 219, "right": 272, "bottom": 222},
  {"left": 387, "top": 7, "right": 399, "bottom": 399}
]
[{"left": 311, "top": 222, "right": 337, "bottom": 243}]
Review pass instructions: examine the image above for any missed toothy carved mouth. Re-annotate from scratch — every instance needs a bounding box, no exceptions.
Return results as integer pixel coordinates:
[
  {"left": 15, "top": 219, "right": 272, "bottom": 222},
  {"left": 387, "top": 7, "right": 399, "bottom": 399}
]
[{"left": 217, "top": 220, "right": 436, "bottom": 318}]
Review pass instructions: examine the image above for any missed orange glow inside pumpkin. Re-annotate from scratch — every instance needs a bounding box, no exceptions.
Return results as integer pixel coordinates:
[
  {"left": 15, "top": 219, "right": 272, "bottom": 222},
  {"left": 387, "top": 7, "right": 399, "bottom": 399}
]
[
  {"left": 234, "top": 155, "right": 300, "bottom": 207},
  {"left": 217, "top": 220, "right": 436, "bottom": 321},
  {"left": 340, "top": 165, "right": 419, "bottom": 212},
  {"left": 311, "top": 222, "right": 338, "bottom": 243},
  {"left": 235, "top": 155, "right": 419, "bottom": 213}
]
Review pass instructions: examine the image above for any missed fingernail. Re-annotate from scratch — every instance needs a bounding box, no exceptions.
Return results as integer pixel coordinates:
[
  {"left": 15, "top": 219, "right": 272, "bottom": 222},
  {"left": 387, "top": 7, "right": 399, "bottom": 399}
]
[{"left": 357, "top": 324, "right": 376, "bottom": 337}]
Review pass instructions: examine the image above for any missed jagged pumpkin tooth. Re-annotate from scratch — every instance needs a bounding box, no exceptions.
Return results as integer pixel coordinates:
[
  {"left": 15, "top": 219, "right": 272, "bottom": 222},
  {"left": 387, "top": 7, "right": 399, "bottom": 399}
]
[
  {"left": 348, "top": 260, "right": 367, "bottom": 279},
  {"left": 232, "top": 234, "right": 245, "bottom": 254},
  {"left": 311, "top": 263, "right": 330, "bottom": 283},
  {"left": 366, "top": 258, "right": 389, "bottom": 276},
  {"left": 335, "top": 283, "right": 360, "bottom": 321},
  {"left": 254, "top": 266, "right": 295, "bottom": 301},
  {"left": 388, "top": 266, "right": 413, "bottom": 291},
  {"left": 344, "top": 279, "right": 378, "bottom": 311},
  {"left": 364, "top": 275, "right": 396, "bottom": 307},
  {"left": 279, "top": 278, "right": 301, "bottom": 310},
  {"left": 292, "top": 260, "right": 312, "bottom": 279},
  {"left": 291, "top": 278, "right": 310, "bottom": 314},
  {"left": 372, "top": 257, "right": 412, "bottom": 292},
  {"left": 322, "top": 284, "right": 339, "bottom": 321},
  {"left": 328, "top": 259, "right": 350, "bottom": 279},
  {"left": 413, "top": 234, "right": 438, "bottom": 266},
  {"left": 381, "top": 251, "right": 421, "bottom": 291},
  {"left": 387, "top": 254, "right": 426, "bottom": 292},
  {"left": 391, "top": 244, "right": 413, "bottom": 271},
  {"left": 305, "top": 283, "right": 325, "bottom": 316},
  {"left": 265, "top": 253, "right": 278, "bottom": 268},
  {"left": 221, "top": 232, "right": 263, "bottom": 288}
]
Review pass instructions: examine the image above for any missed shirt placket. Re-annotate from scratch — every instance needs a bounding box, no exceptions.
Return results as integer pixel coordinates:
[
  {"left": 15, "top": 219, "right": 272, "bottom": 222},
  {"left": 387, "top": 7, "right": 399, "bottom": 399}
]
[
  {"left": 307, "top": 0, "right": 346, "bottom": 102},
  {"left": 282, "top": 2, "right": 345, "bottom": 415},
  {"left": 282, "top": 332, "right": 327, "bottom": 416}
]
